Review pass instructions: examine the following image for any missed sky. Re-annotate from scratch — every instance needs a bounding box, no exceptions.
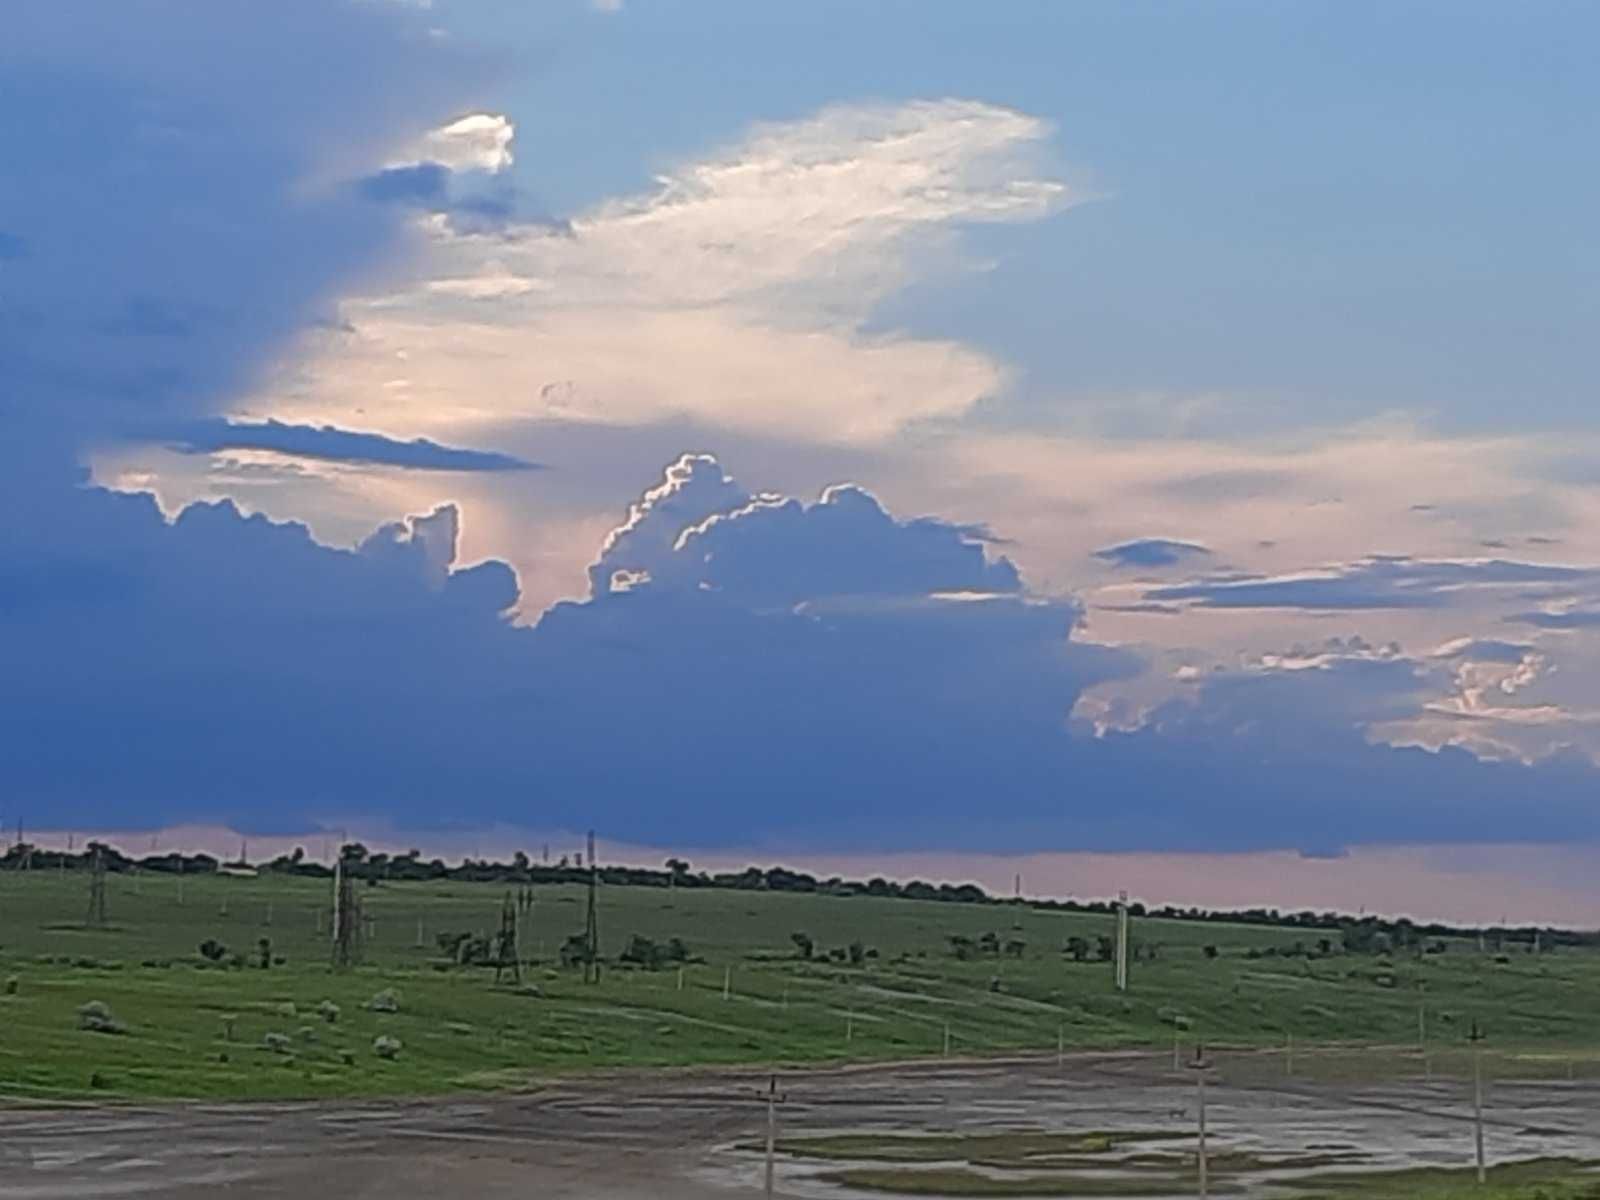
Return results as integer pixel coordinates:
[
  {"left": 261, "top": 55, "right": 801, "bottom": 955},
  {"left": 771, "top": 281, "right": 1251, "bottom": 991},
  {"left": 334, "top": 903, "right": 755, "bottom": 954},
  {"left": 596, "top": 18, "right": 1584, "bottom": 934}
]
[{"left": 4, "top": 1, "right": 1599, "bottom": 918}]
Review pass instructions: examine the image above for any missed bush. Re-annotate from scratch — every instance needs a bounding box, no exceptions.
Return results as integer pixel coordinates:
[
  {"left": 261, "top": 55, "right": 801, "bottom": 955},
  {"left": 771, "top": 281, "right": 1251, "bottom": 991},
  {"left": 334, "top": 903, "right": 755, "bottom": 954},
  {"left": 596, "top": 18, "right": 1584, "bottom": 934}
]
[
  {"left": 77, "top": 1000, "right": 124, "bottom": 1034},
  {"left": 198, "top": 939, "right": 228, "bottom": 962},
  {"left": 3, "top": 975, "right": 17, "bottom": 996},
  {"left": 263, "top": 1032, "right": 292, "bottom": 1054},
  {"left": 367, "top": 988, "right": 399, "bottom": 1013},
  {"left": 276, "top": 1000, "right": 297, "bottom": 1018},
  {"left": 790, "top": 931, "right": 814, "bottom": 960},
  {"left": 297, "top": 1025, "right": 318, "bottom": 1044},
  {"left": 317, "top": 999, "right": 341, "bottom": 1024},
  {"left": 373, "top": 1035, "right": 402, "bottom": 1060}
]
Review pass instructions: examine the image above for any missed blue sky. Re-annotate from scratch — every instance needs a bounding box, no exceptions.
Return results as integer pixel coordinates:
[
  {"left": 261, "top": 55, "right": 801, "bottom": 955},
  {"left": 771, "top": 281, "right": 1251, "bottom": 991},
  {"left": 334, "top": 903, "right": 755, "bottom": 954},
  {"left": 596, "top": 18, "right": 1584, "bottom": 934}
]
[{"left": 5, "top": 0, "right": 1600, "bottom": 913}]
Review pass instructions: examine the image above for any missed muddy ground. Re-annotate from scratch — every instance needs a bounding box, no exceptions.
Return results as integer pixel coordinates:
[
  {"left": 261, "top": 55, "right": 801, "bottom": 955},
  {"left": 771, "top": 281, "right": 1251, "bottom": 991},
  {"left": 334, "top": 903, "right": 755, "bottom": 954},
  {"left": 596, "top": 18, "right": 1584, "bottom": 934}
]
[{"left": 2, "top": 1053, "right": 1597, "bottom": 1198}]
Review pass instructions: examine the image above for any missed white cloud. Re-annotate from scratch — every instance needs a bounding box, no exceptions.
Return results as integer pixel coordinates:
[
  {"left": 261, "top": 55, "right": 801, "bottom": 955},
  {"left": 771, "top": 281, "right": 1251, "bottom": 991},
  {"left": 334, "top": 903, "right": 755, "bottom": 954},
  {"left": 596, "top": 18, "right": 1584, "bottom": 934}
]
[
  {"left": 410, "top": 112, "right": 515, "bottom": 173},
  {"left": 259, "top": 99, "right": 1075, "bottom": 444}
]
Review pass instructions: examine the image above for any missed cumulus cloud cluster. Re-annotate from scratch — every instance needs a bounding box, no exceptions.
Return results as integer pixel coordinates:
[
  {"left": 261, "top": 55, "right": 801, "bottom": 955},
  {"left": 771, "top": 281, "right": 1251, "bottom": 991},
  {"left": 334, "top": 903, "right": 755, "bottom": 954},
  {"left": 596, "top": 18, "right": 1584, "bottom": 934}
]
[{"left": 12, "top": 3, "right": 1600, "bottom": 858}]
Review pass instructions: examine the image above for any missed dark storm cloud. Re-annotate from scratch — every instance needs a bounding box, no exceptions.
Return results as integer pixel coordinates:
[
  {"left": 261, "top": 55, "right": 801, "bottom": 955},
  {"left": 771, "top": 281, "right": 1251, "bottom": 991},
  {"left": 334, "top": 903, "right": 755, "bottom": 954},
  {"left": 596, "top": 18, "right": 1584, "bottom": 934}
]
[
  {"left": 152, "top": 419, "right": 540, "bottom": 473},
  {"left": 1093, "top": 538, "right": 1212, "bottom": 569},
  {"left": 1149, "top": 556, "right": 1595, "bottom": 611}
]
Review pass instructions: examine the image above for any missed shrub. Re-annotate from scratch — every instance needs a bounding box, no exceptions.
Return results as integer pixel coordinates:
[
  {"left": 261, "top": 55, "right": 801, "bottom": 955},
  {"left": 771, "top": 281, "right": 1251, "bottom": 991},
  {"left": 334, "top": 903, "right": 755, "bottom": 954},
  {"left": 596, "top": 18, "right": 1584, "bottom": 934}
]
[
  {"left": 198, "top": 939, "right": 228, "bottom": 963},
  {"left": 297, "top": 1026, "right": 318, "bottom": 1044},
  {"left": 317, "top": 1000, "right": 341, "bottom": 1024},
  {"left": 340, "top": 1049, "right": 356, "bottom": 1066},
  {"left": 276, "top": 1001, "right": 297, "bottom": 1018},
  {"left": 77, "top": 1000, "right": 124, "bottom": 1034},
  {"left": 373, "top": 1035, "right": 402, "bottom": 1060},
  {"left": 263, "top": 1032, "right": 292, "bottom": 1054},
  {"left": 790, "top": 932, "right": 814, "bottom": 960},
  {"left": 368, "top": 988, "right": 399, "bottom": 1013},
  {"left": 219, "top": 1014, "right": 238, "bottom": 1041},
  {"left": 3, "top": 975, "right": 17, "bottom": 996},
  {"left": 1202, "top": 945, "right": 1219, "bottom": 960}
]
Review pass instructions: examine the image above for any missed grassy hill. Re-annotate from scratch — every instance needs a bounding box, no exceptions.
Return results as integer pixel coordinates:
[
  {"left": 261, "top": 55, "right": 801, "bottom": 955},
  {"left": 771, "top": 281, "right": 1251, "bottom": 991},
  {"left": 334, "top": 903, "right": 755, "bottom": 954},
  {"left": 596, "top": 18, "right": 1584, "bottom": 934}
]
[{"left": 1, "top": 868, "right": 1595, "bottom": 1102}]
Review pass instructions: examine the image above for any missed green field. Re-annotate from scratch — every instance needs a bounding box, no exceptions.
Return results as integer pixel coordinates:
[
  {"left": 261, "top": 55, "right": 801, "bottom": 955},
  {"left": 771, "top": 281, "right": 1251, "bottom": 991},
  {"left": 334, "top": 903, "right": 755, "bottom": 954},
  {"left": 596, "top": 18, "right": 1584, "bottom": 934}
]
[{"left": 1, "top": 868, "right": 1596, "bottom": 1102}]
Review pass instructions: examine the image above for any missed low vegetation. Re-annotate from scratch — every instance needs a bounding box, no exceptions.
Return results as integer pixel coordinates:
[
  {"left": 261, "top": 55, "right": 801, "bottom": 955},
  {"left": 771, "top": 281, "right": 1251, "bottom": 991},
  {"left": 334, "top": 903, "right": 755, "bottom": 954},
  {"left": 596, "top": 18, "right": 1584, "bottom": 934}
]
[{"left": 1, "top": 864, "right": 1597, "bottom": 1102}]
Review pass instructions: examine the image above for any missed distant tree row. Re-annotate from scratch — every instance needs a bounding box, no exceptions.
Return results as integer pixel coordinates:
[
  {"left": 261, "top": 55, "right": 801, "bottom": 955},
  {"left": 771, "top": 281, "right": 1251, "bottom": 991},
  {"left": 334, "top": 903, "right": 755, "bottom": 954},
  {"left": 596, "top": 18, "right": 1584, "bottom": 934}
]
[{"left": 2, "top": 840, "right": 1592, "bottom": 950}]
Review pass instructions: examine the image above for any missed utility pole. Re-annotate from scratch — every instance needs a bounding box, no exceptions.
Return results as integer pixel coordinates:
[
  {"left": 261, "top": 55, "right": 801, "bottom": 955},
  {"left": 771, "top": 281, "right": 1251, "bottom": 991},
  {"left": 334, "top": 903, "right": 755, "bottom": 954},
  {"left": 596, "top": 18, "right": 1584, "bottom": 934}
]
[
  {"left": 1114, "top": 891, "right": 1130, "bottom": 992},
  {"left": 85, "top": 845, "right": 107, "bottom": 928},
  {"left": 1187, "top": 1042, "right": 1213, "bottom": 1200},
  {"left": 332, "top": 855, "right": 360, "bottom": 969},
  {"left": 493, "top": 892, "right": 521, "bottom": 984},
  {"left": 762, "top": 1074, "right": 788, "bottom": 1200},
  {"left": 1419, "top": 999, "right": 1431, "bottom": 1080},
  {"left": 1469, "top": 1021, "right": 1488, "bottom": 1184},
  {"left": 583, "top": 830, "right": 600, "bottom": 984}
]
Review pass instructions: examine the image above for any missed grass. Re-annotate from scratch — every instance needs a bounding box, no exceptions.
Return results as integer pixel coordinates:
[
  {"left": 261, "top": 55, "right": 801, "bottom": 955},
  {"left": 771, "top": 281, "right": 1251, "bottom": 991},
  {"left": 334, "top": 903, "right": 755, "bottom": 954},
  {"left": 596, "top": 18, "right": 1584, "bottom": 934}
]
[
  {"left": 814, "top": 1166, "right": 1221, "bottom": 1196},
  {"left": 1289, "top": 1158, "right": 1600, "bottom": 1198},
  {"left": 755, "top": 1131, "right": 1187, "bottom": 1164},
  {"left": 2, "top": 869, "right": 1598, "bottom": 1102}
]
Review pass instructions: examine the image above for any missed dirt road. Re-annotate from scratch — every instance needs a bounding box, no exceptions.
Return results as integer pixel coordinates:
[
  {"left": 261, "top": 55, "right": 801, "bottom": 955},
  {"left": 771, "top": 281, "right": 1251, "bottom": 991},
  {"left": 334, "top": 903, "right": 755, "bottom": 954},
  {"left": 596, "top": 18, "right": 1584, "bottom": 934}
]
[{"left": 2, "top": 1054, "right": 1596, "bottom": 1197}]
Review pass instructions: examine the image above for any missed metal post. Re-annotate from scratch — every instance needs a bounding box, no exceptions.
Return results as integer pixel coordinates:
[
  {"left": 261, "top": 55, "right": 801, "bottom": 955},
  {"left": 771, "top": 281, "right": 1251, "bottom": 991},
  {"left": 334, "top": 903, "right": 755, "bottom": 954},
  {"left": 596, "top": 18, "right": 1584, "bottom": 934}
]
[
  {"left": 723, "top": 965, "right": 732, "bottom": 1000},
  {"left": 944, "top": 1021, "right": 952, "bottom": 1058},
  {"left": 1057, "top": 1023, "right": 1065, "bottom": 1071},
  {"left": 1187, "top": 1043, "right": 1212, "bottom": 1200},
  {"left": 1286, "top": 1032, "right": 1294, "bottom": 1077},
  {"left": 1114, "top": 891, "right": 1130, "bottom": 992},
  {"left": 764, "top": 1074, "right": 778, "bottom": 1200},
  {"left": 1469, "top": 1021, "right": 1487, "bottom": 1184}
]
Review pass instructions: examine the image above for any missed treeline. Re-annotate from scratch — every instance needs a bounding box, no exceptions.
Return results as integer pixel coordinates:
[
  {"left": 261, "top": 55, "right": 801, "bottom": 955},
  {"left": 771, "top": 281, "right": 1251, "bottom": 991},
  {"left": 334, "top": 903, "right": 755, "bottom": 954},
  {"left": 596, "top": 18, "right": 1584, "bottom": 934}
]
[{"left": 3, "top": 840, "right": 1595, "bottom": 949}]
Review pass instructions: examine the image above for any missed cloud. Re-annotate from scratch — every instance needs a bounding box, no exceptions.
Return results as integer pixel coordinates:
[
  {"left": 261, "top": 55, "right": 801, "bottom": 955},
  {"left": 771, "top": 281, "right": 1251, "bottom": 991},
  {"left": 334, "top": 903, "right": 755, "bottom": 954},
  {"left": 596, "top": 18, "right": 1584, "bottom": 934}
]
[
  {"left": 410, "top": 113, "right": 515, "bottom": 174},
  {"left": 1093, "top": 538, "right": 1211, "bottom": 569},
  {"left": 152, "top": 418, "right": 539, "bottom": 473},
  {"left": 1510, "top": 607, "right": 1600, "bottom": 630},
  {"left": 258, "top": 98, "right": 1079, "bottom": 445},
  {"left": 2, "top": 1, "right": 486, "bottom": 491},
  {"left": 1148, "top": 556, "right": 1595, "bottom": 611}
]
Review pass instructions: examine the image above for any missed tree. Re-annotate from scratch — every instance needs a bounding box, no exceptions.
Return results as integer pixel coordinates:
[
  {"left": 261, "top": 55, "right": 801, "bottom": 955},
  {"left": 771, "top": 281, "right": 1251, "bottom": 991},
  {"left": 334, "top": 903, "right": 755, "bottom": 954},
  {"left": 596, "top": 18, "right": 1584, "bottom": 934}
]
[
  {"left": 1202, "top": 944, "right": 1219, "bottom": 960},
  {"left": 1065, "top": 936, "right": 1090, "bottom": 962},
  {"left": 790, "top": 931, "right": 814, "bottom": 960},
  {"left": 665, "top": 858, "right": 691, "bottom": 887},
  {"left": 848, "top": 940, "right": 867, "bottom": 967},
  {"left": 1094, "top": 935, "right": 1114, "bottom": 962}
]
